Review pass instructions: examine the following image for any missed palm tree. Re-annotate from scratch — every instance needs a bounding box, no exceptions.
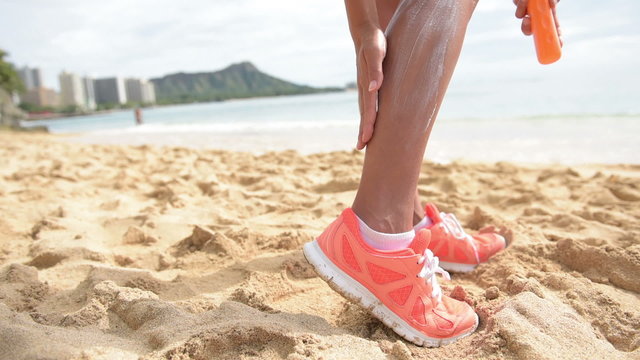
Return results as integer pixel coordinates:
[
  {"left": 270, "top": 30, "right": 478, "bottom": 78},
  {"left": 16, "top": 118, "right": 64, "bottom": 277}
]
[{"left": 0, "top": 49, "right": 26, "bottom": 127}]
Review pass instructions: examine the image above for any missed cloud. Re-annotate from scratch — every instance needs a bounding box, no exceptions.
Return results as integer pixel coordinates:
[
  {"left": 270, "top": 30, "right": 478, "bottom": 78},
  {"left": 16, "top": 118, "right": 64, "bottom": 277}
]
[{"left": 1, "top": 0, "right": 353, "bottom": 88}]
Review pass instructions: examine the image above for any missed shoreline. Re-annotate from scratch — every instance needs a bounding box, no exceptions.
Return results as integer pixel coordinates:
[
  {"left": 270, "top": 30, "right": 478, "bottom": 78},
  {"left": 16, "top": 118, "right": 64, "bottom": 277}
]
[
  {"left": 24, "top": 107, "right": 126, "bottom": 121},
  {"left": 49, "top": 130, "right": 640, "bottom": 167},
  {"left": 17, "top": 91, "right": 640, "bottom": 165},
  {"left": 62, "top": 129, "right": 640, "bottom": 165}
]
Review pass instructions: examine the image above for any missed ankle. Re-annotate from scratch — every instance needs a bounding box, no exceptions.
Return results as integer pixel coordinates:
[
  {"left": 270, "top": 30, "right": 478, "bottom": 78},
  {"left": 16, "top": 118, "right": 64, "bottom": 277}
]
[
  {"left": 355, "top": 213, "right": 415, "bottom": 251},
  {"left": 413, "top": 210, "right": 425, "bottom": 226},
  {"left": 352, "top": 205, "right": 413, "bottom": 234}
]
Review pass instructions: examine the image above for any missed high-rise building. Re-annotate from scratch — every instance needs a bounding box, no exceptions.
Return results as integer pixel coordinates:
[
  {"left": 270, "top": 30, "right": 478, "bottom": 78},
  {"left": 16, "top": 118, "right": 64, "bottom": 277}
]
[
  {"left": 58, "top": 71, "right": 85, "bottom": 108},
  {"left": 82, "top": 76, "right": 96, "bottom": 110},
  {"left": 124, "top": 78, "right": 156, "bottom": 104},
  {"left": 20, "top": 87, "right": 59, "bottom": 107},
  {"left": 17, "top": 66, "right": 56, "bottom": 107},
  {"left": 18, "top": 66, "right": 43, "bottom": 90},
  {"left": 94, "top": 77, "right": 127, "bottom": 105},
  {"left": 18, "top": 68, "right": 33, "bottom": 90},
  {"left": 124, "top": 78, "right": 143, "bottom": 103},
  {"left": 142, "top": 81, "right": 156, "bottom": 104}
]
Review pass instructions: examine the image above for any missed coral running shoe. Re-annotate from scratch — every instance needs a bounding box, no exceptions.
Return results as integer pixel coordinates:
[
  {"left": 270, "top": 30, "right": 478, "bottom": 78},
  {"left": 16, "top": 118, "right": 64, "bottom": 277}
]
[
  {"left": 303, "top": 208, "right": 478, "bottom": 347},
  {"left": 419, "top": 203, "right": 507, "bottom": 273}
]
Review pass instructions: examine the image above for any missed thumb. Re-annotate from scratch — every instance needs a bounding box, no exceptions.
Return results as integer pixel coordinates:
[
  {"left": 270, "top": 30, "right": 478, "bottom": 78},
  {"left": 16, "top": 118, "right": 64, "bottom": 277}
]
[{"left": 365, "top": 48, "right": 385, "bottom": 92}]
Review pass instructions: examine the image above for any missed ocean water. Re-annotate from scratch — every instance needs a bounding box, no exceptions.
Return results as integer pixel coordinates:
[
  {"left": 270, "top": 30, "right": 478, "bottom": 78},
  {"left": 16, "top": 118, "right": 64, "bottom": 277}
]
[{"left": 22, "top": 91, "right": 640, "bottom": 164}]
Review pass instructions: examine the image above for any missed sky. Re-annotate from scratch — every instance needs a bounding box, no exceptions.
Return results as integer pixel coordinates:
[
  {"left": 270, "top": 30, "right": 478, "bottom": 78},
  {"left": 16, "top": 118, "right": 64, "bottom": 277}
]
[{"left": 1, "top": 0, "right": 639, "bottom": 114}]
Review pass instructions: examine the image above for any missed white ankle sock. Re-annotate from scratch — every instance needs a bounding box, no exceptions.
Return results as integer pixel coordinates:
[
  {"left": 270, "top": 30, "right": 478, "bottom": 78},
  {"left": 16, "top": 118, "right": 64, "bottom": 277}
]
[
  {"left": 413, "top": 216, "right": 434, "bottom": 231},
  {"left": 355, "top": 214, "right": 415, "bottom": 251}
]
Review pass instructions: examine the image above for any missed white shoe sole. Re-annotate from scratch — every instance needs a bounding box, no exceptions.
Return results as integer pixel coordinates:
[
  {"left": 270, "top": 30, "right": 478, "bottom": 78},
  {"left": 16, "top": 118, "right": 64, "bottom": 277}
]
[{"left": 303, "top": 240, "right": 479, "bottom": 347}]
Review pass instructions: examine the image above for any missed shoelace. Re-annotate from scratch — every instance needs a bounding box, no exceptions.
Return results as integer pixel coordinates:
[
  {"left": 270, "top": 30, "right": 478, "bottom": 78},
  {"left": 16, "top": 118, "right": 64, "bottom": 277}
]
[
  {"left": 417, "top": 249, "right": 450, "bottom": 302},
  {"left": 440, "top": 212, "right": 480, "bottom": 264}
]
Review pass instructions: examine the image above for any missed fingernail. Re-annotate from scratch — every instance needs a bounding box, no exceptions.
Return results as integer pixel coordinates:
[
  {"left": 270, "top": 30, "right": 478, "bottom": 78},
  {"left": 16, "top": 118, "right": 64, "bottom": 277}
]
[{"left": 368, "top": 80, "right": 377, "bottom": 91}]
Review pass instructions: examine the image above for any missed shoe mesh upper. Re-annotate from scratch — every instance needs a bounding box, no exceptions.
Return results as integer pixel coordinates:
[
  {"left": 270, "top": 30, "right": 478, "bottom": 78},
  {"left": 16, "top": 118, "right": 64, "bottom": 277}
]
[
  {"left": 366, "top": 262, "right": 406, "bottom": 284},
  {"left": 411, "top": 297, "right": 427, "bottom": 325},
  {"left": 388, "top": 285, "right": 413, "bottom": 305},
  {"left": 342, "top": 235, "right": 361, "bottom": 272},
  {"left": 432, "top": 310, "right": 454, "bottom": 330}
]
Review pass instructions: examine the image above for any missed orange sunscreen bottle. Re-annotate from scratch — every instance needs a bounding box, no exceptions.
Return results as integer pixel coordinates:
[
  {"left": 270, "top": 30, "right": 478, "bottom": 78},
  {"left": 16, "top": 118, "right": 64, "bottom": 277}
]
[{"left": 528, "top": 0, "right": 562, "bottom": 64}]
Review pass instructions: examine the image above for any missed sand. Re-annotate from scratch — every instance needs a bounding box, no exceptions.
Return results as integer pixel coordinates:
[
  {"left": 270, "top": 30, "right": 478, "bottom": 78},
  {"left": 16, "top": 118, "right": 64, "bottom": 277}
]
[{"left": 0, "top": 131, "right": 638, "bottom": 360}]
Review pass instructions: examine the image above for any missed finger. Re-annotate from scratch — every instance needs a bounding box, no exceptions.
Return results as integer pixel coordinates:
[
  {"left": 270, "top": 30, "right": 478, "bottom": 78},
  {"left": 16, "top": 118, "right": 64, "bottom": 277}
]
[
  {"left": 550, "top": 4, "right": 563, "bottom": 47},
  {"left": 365, "top": 48, "right": 384, "bottom": 92},
  {"left": 362, "top": 46, "right": 385, "bottom": 146},
  {"left": 356, "top": 65, "right": 366, "bottom": 150},
  {"left": 515, "top": 0, "right": 528, "bottom": 19},
  {"left": 361, "top": 93, "right": 376, "bottom": 147},
  {"left": 521, "top": 16, "right": 532, "bottom": 36},
  {"left": 360, "top": 56, "right": 377, "bottom": 147},
  {"left": 357, "top": 88, "right": 365, "bottom": 149},
  {"left": 360, "top": 88, "right": 377, "bottom": 147},
  {"left": 551, "top": 6, "right": 562, "bottom": 36},
  {"left": 357, "top": 94, "right": 366, "bottom": 150},
  {"left": 360, "top": 95, "right": 378, "bottom": 148}
]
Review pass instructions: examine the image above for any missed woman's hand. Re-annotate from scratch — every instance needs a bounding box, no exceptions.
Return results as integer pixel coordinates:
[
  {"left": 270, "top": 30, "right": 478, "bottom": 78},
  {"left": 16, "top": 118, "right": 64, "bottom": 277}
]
[
  {"left": 513, "top": 0, "right": 563, "bottom": 46},
  {"left": 355, "top": 26, "right": 386, "bottom": 150}
]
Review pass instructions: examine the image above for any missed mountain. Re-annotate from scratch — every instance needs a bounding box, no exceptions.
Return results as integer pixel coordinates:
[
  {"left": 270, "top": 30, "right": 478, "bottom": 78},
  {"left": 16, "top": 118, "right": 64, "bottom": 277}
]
[{"left": 150, "top": 62, "right": 341, "bottom": 104}]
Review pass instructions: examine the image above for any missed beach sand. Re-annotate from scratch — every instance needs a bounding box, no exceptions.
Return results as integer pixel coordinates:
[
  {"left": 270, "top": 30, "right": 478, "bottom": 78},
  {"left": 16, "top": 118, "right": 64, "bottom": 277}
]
[{"left": 0, "top": 132, "right": 638, "bottom": 360}]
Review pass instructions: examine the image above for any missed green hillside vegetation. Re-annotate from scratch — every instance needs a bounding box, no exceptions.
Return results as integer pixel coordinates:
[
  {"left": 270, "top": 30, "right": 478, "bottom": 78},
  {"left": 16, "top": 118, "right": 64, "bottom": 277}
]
[{"left": 151, "top": 62, "right": 341, "bottom": 104}]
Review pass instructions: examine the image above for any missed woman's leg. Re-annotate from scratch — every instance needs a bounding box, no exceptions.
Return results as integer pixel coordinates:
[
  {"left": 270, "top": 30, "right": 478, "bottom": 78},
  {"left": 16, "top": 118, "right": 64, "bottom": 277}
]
[
  {"left": 413, "top": 188, "right": 425, "bottom": 224},
  {"left": 377, "top": 0, "right": 430, "bottom": 226},
  {"left": 376, "top": 0, "right": 402, "bottom": 31},
  {"left": 352, "top": 0, "right": 478, "bottom": 233}
]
